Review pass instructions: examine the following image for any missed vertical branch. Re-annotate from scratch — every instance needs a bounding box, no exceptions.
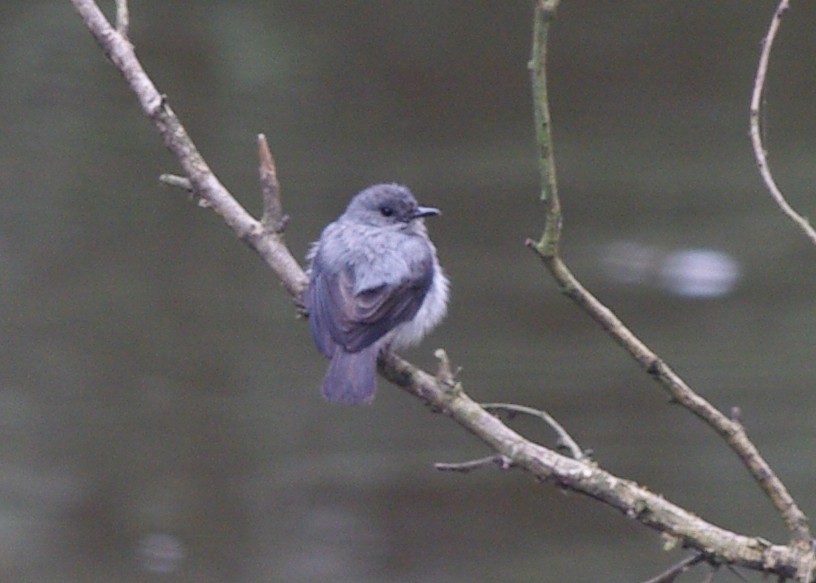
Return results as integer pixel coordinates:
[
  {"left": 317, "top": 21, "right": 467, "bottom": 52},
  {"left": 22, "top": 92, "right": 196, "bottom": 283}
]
[
  {"left": 530, "top": 0, "right": 562, "bottom": 256},
  {"left": 749, "top": 0, "right": 816, "bottom": 248},
  {"left": 526, "top": 0, "right": 812, "bottom": 554}
]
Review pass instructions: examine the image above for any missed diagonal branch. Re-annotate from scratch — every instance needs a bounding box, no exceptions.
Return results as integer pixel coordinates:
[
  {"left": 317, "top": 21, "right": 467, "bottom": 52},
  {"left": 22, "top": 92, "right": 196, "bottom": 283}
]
[
  {"left": 378, "top": 352, "right": 802, "bottom": 579},
  {"left": 528, "top": 249, "right": 812, "bottom": 549},
  {"left": 527, "top": 0, "right": 811, "bottom": 551},
  {"left": 70, "top": 1, "right": 814, "bottom": 578},
  {"left": 70, "top": 0, "right": 308, "bottom": 301}
]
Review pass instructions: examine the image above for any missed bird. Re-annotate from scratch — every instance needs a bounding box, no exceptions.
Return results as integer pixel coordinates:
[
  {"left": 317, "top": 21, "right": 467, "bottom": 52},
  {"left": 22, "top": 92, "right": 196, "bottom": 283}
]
[{"left": 305, "top": 183, "right": 449, "bottom": 404}]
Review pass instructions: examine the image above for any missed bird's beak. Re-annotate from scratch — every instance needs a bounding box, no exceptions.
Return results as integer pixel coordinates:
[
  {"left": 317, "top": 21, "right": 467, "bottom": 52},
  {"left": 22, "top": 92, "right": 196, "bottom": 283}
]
[{"left": 413, "top": 206, "right": 441, "bottom": 219}]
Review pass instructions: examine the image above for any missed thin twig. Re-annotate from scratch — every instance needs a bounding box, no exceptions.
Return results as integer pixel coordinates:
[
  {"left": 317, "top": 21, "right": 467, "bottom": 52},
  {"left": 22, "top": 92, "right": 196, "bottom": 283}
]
[
  {"left": 725, "top": 564, "right": 749, "bottom": 582},
  {"left": 115, "top": 0, "right": 129, "bottom": 38},
  {"left": 159, "top": 173, "right": 214, "bottom": 208},
  {"left": 749, "top": 0, "right": 816, "bottom": 248},
  {"left": 639, "top": 553, "right": 706, "bottom": 583},
  {"left": 482, "top": 402, "right": 584, "bottom": 460},
  {"left": 434, "top": 455, "right": 513, "bottom": 473},
  {"left": 159, "top": 173, "right": 192, "bottom": 191}
]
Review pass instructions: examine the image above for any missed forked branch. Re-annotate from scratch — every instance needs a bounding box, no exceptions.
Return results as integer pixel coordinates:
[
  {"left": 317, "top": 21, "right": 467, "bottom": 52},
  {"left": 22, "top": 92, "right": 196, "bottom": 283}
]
[
  {"left": 527, "top": 0, "right": 810, "bottom": 553},
  {"left": 70, "top": 0, "right": 814, "bottom": 579}
]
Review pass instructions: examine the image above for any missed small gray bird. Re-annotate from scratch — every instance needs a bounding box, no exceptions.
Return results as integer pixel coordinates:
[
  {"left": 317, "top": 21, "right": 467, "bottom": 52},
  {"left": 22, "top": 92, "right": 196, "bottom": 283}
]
[{"left": 306, "top": 184, "right": 449, "bottom": 404}]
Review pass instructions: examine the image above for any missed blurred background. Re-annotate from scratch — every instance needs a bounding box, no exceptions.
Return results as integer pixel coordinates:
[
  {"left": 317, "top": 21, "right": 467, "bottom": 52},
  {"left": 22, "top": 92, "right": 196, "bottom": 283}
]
[{"left": 1, "top": 1, "right": 816, "bottom": 581}]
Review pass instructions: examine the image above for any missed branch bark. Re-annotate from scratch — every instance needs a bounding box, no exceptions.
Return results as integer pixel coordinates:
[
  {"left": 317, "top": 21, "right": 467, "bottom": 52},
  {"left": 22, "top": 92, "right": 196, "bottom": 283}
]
[
  {"left": 527, "top": 0, "right": 811, "bottom": 556},
  {"left": 70, "top": 0, "right": 815, "bottom": 579},
  {"left": 71, "top": 0, "right": 308, "bottom": 301},
  {"left": 378, "top": 352, "right": 803, "bottom": 579}
]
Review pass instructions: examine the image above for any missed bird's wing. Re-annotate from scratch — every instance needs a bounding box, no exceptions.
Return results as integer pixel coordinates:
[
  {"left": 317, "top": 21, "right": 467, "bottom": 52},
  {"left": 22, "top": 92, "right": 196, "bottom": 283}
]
[{"left": 307, "top": 254, "right": 434, "bottom": 355}]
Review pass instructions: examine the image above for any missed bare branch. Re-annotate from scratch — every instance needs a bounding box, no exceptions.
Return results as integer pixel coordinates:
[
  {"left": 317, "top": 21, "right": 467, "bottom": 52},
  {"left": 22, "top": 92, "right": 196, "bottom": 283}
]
[
  {"left": 749, "top": 0, "right": 816, "bottom": 248},
  {"left": 71, "top": 1, "right": 815, "bottom": 578},
  {"left": 433, "top": 348, "right": 458, "bottom": 387},
  {"left": 70, "top": 0, "right": 308, "bottom": 300},
  {"left": 527, "top": 0, "right": 811, "bottom": 548},
  {"left": 258, "top": 134, "right": 288, "bottom": 234},
  {"left": 377, "top": 352, "right": 802, "bottom": 579},
  {"left": 434, "top": 455, "right": 513, "bottom": 473},
  {"left": 529, "top": 0, "right": 562, "bottom": 255},
  {"left": 527, "top": 245, "right": 811, "bottom": 547},
  {"left": 159, "top": 173, "right": 215, "bottom": 209},
  {"left": 482, "top": 402, "right": 584, "bottom": 461},
  {"left": 159, "top": 174, "right": 193, "bottom": 192},
  {"left": 159, "top": 173, "right": 192, "bottom": 192}
]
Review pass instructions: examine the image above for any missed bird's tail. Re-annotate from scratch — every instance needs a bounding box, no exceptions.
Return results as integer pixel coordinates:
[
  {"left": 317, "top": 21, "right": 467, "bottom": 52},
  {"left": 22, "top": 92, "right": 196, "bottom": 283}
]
[{"left": 322, "top": 346, "right": 378, "bottom": 405}]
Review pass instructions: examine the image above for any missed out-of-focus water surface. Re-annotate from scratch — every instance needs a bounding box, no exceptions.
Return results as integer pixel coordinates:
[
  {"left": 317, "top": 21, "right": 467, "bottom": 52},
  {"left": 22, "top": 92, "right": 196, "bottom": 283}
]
[{"left": 2, "top": 2, "right": 816, "bottom": 581}]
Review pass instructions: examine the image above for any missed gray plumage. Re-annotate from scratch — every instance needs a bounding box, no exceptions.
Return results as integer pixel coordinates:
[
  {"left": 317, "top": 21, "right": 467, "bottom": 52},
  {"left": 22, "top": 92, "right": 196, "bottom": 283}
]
[{"left": 306, "top": 184, "right": 449, "bottom": 404}]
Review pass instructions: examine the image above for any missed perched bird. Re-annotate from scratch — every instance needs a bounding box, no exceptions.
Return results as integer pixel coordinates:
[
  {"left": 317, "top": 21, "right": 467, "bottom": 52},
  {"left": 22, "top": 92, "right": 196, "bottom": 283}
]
[{"left": 306, "top": 184, "right": 449, "bottom": 404}]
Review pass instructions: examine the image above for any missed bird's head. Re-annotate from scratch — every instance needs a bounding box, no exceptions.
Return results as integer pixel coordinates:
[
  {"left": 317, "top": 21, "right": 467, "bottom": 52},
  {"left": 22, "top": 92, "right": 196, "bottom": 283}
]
[{"left": 344, "top": 184, "right": 440, "bottom": 228}]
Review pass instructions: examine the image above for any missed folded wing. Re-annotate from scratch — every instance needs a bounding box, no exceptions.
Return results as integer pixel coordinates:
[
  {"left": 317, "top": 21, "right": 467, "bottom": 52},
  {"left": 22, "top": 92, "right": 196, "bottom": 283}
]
[{"left": 307, "top": 253, "right": 434, "bottom": 356}]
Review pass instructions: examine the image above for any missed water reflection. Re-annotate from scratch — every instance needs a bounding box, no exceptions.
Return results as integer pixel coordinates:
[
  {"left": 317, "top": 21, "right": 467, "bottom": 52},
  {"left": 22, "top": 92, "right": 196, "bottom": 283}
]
[
  {"left": 659, "top": 248, "right": 741, "bottom": 298},
  {"left": 602, "top": 241, "right": 741, "bottom": 298},
  {"left": 135, "top": 532, "right": 186, "bottom": 574}
]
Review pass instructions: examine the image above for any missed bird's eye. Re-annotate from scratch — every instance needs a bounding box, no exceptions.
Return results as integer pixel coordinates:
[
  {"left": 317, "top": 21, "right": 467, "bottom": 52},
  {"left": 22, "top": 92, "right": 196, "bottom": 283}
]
[{"left": 380, "top": 206, "right": 394, "bottom": 217}]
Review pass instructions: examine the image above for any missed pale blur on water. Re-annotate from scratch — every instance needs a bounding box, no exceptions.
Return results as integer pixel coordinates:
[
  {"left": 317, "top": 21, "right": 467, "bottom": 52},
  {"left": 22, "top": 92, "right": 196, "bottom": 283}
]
[{"left": 2, "top": 1, "right": 816, "bottom": 581}]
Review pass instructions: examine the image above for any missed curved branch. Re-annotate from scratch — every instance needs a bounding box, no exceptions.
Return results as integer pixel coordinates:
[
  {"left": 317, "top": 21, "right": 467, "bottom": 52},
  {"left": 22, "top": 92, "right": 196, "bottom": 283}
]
[
  {"left": 481, "top": 402, "right": 584, "bottom": 460},
  {"left": 749, "top": 0, "right": 816, "bottom": 248}
]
